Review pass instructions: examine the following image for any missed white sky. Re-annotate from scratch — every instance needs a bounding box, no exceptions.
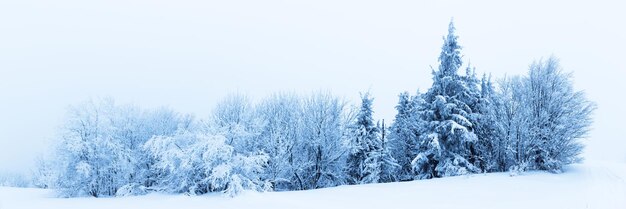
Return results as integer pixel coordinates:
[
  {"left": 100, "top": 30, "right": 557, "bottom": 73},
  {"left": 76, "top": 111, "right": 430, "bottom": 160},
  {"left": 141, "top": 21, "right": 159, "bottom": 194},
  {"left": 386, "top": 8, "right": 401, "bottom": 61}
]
[{"left": 1, "top": 0, "right": 625, "bottom": 173}]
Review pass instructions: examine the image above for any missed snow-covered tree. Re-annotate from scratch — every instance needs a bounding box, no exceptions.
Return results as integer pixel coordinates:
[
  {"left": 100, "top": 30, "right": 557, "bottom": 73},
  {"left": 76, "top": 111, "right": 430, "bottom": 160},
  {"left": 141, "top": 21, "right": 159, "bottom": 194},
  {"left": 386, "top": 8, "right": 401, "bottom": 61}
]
[
  {"left": 496, "top": 76, "right": 532, "bottom": 172},
  {"left": 144, "top": 129, "right": 268, "bottom": 197},
  {"left": 492, "top": 57, "right": 595, "bottom": 173},
  {"left": 376, "top": 119, "right": 399, "bottom": 183},
  {"left": 32, "top": 154, "right": 58, "bottom": 189},
  {"left": 53, "top": 98, "right": 125, "bottom": 197},
  {"left": 412, "top": 20, "right": 480, "bottom": 179},
  {"left": 293, "top": 92, "right": 351, "bottom": 189},
  {"left": 473, "top": 74, "right": 508, "bottom": 172},
  {"left": 51, "top": 98, "right": 193, "bottom": 197},
  {"left": 143, "top": 129, "right": 205, "bottom": 194},
  {"left": 389, "top": 92, "right": 425, "bottom": 181},
  {"left": 211, "top": 93, "right": 262, "bottom": 154},
  {"left": 40, "top": 22, "right": 596, "bottom": 196},
  {"left": 254, "top": 93, "right": 302, "bottom": 191},
  {"left": 138, "top": 107, "right": 194, "bottom": 188},
  {"left": 347, "top": 93, "right": 398, "bottom": 184},
  {"left": 460, "top": 65, "right": 487, "bottom": 170},
  {"left": 347, "top": 93, "right": 380, "bottom": 184},
  {"left": 520, "top": 57, "right": 595, "bottom": 172}
]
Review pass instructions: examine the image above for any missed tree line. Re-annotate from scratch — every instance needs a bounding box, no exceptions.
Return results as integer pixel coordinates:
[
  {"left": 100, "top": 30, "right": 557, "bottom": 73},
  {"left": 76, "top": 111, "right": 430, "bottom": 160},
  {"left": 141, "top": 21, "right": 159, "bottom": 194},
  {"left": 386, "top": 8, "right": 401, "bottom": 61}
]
[{"left": 33, "top": 21, "right": 595, "bottom": 197}]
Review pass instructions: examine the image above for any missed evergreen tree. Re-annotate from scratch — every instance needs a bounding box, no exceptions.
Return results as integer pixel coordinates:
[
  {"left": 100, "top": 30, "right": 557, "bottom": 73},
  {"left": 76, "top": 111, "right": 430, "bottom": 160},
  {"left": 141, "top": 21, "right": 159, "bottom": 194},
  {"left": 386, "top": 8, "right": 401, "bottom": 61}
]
[
  {"left": 389, "top": 92, "right": 424, "bottom": 181},
  {"left": 462, "top": 65, "right": 492, "bottom": 171},
  {"left": 375, "top": 119, "right": 400, "bottom": 183},
  {"left": 474, "top": 74, "right": 507, "bottom": 171},
  {"left": 412, "top": 20, "right": 481, "bottom": 179},
  {"left": 347, "top": 93, "right": 380, "bottom": 184},
  {"left": 347, "top": 93, "right": 399, "bottom": 184}
]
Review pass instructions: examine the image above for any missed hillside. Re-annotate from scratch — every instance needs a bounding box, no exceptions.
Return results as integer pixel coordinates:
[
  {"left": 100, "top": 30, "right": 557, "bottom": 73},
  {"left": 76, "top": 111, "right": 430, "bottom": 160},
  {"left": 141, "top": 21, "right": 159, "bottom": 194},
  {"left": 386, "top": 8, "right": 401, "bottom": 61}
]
[{"left": 1, "top": 162, "right": 624, "bottom": 209}]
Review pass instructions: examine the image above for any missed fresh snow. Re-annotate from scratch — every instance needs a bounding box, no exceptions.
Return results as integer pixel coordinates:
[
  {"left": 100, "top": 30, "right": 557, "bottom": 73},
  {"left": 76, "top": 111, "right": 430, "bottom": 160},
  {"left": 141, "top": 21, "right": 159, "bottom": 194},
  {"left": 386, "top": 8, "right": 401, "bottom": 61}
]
[{"left": 2, "top": 162, "right": 624, "bottom": 209}]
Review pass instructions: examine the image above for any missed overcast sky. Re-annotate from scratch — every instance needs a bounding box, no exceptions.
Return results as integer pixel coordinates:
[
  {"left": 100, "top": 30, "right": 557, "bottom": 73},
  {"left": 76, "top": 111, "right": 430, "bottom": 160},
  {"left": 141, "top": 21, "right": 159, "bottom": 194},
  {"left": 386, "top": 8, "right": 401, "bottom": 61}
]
[{"left": 1, "top": 0, "right": 624, "bottom": 173}]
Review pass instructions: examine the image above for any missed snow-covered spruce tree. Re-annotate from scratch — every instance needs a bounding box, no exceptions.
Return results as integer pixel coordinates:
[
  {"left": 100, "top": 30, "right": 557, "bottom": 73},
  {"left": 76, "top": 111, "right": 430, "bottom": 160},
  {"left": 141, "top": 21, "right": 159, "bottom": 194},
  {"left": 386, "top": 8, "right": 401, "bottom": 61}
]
[
  {"left": 460, "top": 66, "right": 488, "bottom": 171},
  {"left": 389, "top": 92, "right": 427, "bottom": 181},
  {"left": 389, "top": 92, "right": 416, "bottom": 181},
  {"left": 474, "top": 74, "right": 508, "bottom": 172},
  {"left": 347, "top": 92, "right": 380, "bottom": 184},
  {"left": 374, "top": 119, "right": 400, "bottom": 183},
  {"left": 347, "top": 93, "right": 398, "bottom": 184},
  {"left": 412, "top": 21, "right": 481, "bottom": 179},
  {"left": 521, "top": 57, "right": 595, "bottom": 172}
]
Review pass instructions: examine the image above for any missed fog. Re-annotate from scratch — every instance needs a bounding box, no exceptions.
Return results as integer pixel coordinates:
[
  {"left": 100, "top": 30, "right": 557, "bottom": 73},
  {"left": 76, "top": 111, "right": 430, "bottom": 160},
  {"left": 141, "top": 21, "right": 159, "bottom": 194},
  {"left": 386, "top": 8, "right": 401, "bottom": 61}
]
[{"left": 1, "top": 0, "right": 624, "bottom": 173}]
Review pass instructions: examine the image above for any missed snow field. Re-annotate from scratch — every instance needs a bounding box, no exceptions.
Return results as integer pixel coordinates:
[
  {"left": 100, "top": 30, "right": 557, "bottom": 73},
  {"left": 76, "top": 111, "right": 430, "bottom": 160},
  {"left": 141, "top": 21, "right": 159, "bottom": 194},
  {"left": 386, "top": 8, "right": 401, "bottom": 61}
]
[{"left": 2, "top": 162, "right": 624, "bottom": 209}]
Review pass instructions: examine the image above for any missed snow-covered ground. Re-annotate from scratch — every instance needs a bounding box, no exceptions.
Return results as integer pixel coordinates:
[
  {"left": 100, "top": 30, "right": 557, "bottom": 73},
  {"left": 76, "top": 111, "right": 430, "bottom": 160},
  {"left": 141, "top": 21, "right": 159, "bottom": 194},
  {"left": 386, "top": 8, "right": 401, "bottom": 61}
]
[{"left": 1, "top": 162, "right": 625, "bottom": 209}]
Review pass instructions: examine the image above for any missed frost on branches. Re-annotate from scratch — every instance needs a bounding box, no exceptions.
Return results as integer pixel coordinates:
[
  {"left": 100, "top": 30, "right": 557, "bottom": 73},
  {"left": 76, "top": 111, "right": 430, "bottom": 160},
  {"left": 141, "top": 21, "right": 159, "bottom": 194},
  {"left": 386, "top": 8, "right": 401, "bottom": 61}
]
[
  {"left": 144, "top": 130, "right": 268, "bottom": 197},
  {"left": 37, "top": 21, "right": 596, "bottom": 198}
]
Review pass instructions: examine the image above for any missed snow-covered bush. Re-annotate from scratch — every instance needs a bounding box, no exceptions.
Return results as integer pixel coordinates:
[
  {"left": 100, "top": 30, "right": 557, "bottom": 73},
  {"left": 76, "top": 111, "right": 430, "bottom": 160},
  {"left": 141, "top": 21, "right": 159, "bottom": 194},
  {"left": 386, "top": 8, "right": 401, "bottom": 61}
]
[
  {"left": 116, "top": 183, "right": 148, "bottom": 197},
  {"left": 32, "top": 154, "right": 58, "bottom": 189},
  {"left": 144, "top": 129, "right": 269, "bottom": 196}
]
